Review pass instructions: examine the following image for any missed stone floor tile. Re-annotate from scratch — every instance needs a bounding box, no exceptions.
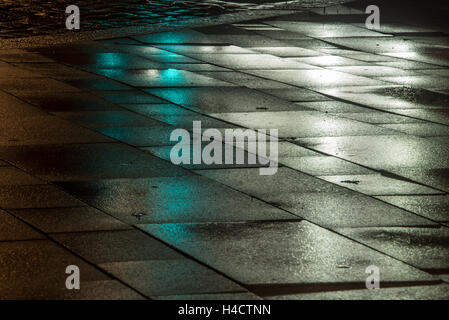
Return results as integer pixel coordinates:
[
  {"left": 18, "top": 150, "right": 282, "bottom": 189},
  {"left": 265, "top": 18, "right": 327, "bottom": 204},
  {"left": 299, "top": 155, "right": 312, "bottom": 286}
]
[
  {"left": 19, "top": 91, "right": 123, "bottom": 112},
  {"left": 393, "top": 108, "right": 449, "bottom": 126},
  {"left": 0, "top": 184, "right": 84, "bottom": 209},
  {"left": 0, "top": 143, "right": 190, "bottom": 182},
  {"left": 55, "top": 110, "right": 167, "bottom": 129},
  {"left": 247, "top": 69, "right": 384, "bottom": 88},
  {"left": 248, "top": 46, "right": 322, "bottom": 57},
  {"left": 295, "top": 101, "right": 372, "bottom": 113},
  {"left": 380, "top": 123, "right": 449, "bottom": 137},
  {"left": 389, "top": 168, "right": 449, "bottom": 193},
  {"left": 145, "top": 87, "right": 300, "bottom": 113},
  {"left": 297, "top": 135, "right": 449, "bottom": 170},
  {"left": 375, "top": 195, "right": 449, "bottom": 223},
  {"left": 331, "top": 112, "right": 425, "bottom": 124},
  {"left": 0, "top": 78, "right": 80, "bottom": 94},
  {"left": 281, "top": 156, "right": 373, "bottom": 176},
  {"left": 53, "top": 229, "right": 183, "bottom": 264},
  {"left": 319, "top": 174, "right": 442, "bottom": 196},
  {"left": 94, "top": 90, "right": 167, "bottom": 104},
  {"left": 98, "top": 126, "right": 177, "bottom": 147},
  {"left": 0, "top": 209, "right": 44, "bottom": 241},
  {"left": 154, "top": 44, "right": 253, "bottom": 54},
  {"left": 0, "top": 166, "right": 44, "bottom": 185},
  {"left": 154, "top": 292, "right": 261, "bottom": 300},
  {"left": 269, "top": 284, "right": 449, "bottom": 300},
  {"left": 294, "top": 56, "right": 368, "bottom": 67},
  {"left": 329, "top": 65, "right": 418, "bottom": 77},
  {"left": 260, "top": 88, "right": 329, "bottom": 102},
  {"left": 0, "top": 240, "right": 109, "bottom": 299},
  {"left": 56, "top": 176, "right": 296, "bottom": 224},
  {"left": 91, "top": 68, "right": 235, "bottom": 88},
  {"left": 100, "top": 259, "right": 245, "bottom": 297},
  {"left": 63, "top": 79, "right": 132, "bottom": 91},
  {"left": 211, "top": 111, "right": 399, "bottom": 138},
  {"left": 11, "top": 206, "right": 130, "bottom": 233},
  {"left": 139, "top": 221, "right": 434, "bottom": 287},
  {"left": 378, "top": 76, "right": 449, "bottom": 90},
  {"left": 335, "top": 226, "right": 449, "bottom": 271}
]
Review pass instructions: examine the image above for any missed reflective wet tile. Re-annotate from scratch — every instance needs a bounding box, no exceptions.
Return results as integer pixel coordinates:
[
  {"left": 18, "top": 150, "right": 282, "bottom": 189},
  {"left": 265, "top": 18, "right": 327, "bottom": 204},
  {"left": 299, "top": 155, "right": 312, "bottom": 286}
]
[
  {"left": 139, "top": 221, "right": 433, "bottom": 286},
  {"left": 336, "top": 226, "right": 449, "bottom": 271},
  {"left": 53, "top": 230, "right": 183, "bottom": 263},
  {"left": 56, "top": 176, "right": 296, "bottom": 224},
  {"left": 197, "top": 168, "right": 340, "bottom": 200},
  {"left": 145, "top": 87, "right": 299, "bottom": 112},
  {"left": 249, "top": 47, "right": 322, "bottom": 57},
  {"left": 281, "top": 156, "right": 373, "bottom": 176},
  {"left": 195, "top": 71, "right": 297, "bottom": 89},
  {"left": 92, "top": 69, "right": 235, "bottom": 87},
  {"left": 390, "top": 168, "right": 449, "bottom": 193},
  {"left": 320, "top": 86, "right": 449, "bottom": 110},
  {"left": 298, "top": 135, "right": 449, "bottom": 170},
  {"left": 332, "top": 112, "right": 424, "bottom": 124},
  {"left": 0, "top": 210, "right": 44, "bottom": 241},
  {"left": 134, "top": 30, "right": 214, "bottom": 44},
  {"left": 63, "top": 79, "right": 132, "bottom": 91},
  {"left": 247, "top": 70, "right": 384, "bottom": 88},
  {"left": 376, "top": 195, "right": 449, "bottom": 223},
  {"left": 294, "top": 56, "right": 367, "bottom": 66},
  {"left": 329, "top": 66, "right": 417, "bottom": 77},
  {"left": 380, "top": 123, "right": 449, "bottom": 137},
  {"left": 183, "top": 53, "right": 318, "bottom": 70},
  {"left": 100, "top": 259, "right": 244, "bottom": 297},
  {"left": 98, "top": 126, "right": 177, "bottom": 147},
  {"left": 94, "top": 90, "right": 166, "bottom": 104},
  {"left": 260, "top": 88, "right": 329, "bottom": 102},
  {"left": 378, "top": 76, "right": 449, "bottom": 90},
  {"left": 319, "top": 174, "right": 442, "bottom": 196},
  {"left": 0, "top": 143, "right": 189, "bottom": 181},
  {"left": 271, "top": 191, "right": 434, "bottom": 228},
  {"left": 53, "top": 280, "right": 145, "bottom": 300},
  {"left": 0, "top": 78, "right": 80, "bottom": 94},
  {"left": 154, "top": 45, "right": 253, "bottom": 54},
  {"left": 12, "top": 207, "right": 130, "bottom": 233},
  {"left": 71, "top": 52, "right": 166, "bottom": 69},
  {"left": 393, "top": 108, "right": 449, "bottom": 125},
  {"left": 270, "top": 284, "right": 449, "bottom": 300},
  {"left": 266, "top": 21, "right": 386, "bottom": 38},
  {"left": 0, "top": 184, "right": 84, "bottom": 209},
  {"left": 295, "top": 101, "right": 372, "bottom": 113},
  {"left": 211, "top": 111, "right": 398, "bottom": 138}
]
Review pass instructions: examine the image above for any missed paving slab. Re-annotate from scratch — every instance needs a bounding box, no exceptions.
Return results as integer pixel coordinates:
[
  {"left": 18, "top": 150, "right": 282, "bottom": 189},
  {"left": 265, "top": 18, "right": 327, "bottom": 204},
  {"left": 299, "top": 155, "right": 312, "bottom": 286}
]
[
  {"left": 56, "top": 176, "right": 296, "bottom": 224},
  {"left": 0, "top": 209, "right": 44, "bottom": 241},
  {"left": 336, "top": 226, "right": 449, "bottom": 272},
  {"left": 375, "top": 195, "right": 449, "bottom": 223},
  {"left": 269, "top": 284, "right": 449, "bottom": 300},
  {"left": 11, "top": 206, "right": 130, "bottom": 233},
  {"left": 139, "top": 221, "right": 435, "bottom": 288},
  {"left": 52, "top": 229, "right": 183, "bottom": 264},
  {"left": 0, "top": 143, "right": 190, "bottom": 182},
  {"left": 100, "top": 259, "right": 245, "bottom": 297}
]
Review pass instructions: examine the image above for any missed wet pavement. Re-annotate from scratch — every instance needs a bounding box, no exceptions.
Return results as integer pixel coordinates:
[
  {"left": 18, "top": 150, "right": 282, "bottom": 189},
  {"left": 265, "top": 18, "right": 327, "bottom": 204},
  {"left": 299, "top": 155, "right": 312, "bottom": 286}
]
[{"left": 0, "top": 1, "right": 449, "bottom": 300}]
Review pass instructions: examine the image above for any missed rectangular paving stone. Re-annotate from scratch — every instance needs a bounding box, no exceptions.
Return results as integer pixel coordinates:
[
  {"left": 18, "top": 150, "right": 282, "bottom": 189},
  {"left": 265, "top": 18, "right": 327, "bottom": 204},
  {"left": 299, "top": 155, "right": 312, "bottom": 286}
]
[
  {"left": 329, "top": 65, "right": 418, "bottom": 77},
  {"left": 91, "top": 68, "right": 235, "bottom": 87},
  {"left": 0, "top": 78, "right": 80, "bottom": 94},
  {"left": 393, "top": 108, "right": 449, "bottom": 126},
  {"left": 55, "top": 110, "right": 168, "bottom": 129},
  {"left": 94, "top": 90, "right": 167, "bottom": 104},
  {"left": 100, "top": 259, "right": 245, "bottom": 297},
  {"left": 0, "top": 143, "right": 190, "bottom": 182},
  {"left": 281, "top": 156, "right": 373, "bottom": 176},
  {"left": 18, "top": 91, "right": 123, "bottom": 112},
  {"left": 56, "top": 176, "right": 297, "bottom": 224},
  {"left": 183, "top": 53, "right": 319, "bottom": 70},
  {"left": 265, "top": 191, "right": 435, "bottom": 228},
  {"left": 0, "top": 115, "right": 113, "bottom": 146},
  {"left": 52, "top": 230, "right": 183, "bottom": 264},
  {"left": 331, "top": 112, "right": 425, "bottom": 124},
  {"left": 380, "top": 123, "right": 449, "bottom": 137},
  {"left": 0, "top": 167, "right": 44, "bottom": 185},
  {"left": 319, "top": 174, "right": 442, "bottom": 196},
  {"left": 247, "top": 69, "right": 384, "bottom": 88},
  {"left": 293, "top": 56, "right": 368, "bottom": 66},
  {"left": 154, "top": 292, "right": 261, "bottom": 300},
  {"left": 249, "top": 46, "right": 322, "bottom": 57},
  {"left": 335, "top": 226, "right": 449, "bottom": 272},
  {"left": 295, "top": 101, "right": 372, "bottom": 113},
  {"left": 0, "top": 240, "right": 109, "bottom": 299},
  {"left": 375, "top": 195, "right": 449, "bottom": 223},
  {"left": 11, "top": 206, "right": 130, "bottom": 233},
  {"left": 0, "top": 184, "right": 84, "bottom": 209},
  {"left": 297, "top": 135, "right": 449, "bottom": 170},
  {"left": 389, "top": 168, "right": 449, "bottom": 193},
  {"left": 269, "top": 284, "right": 449, "bottom": 300},
  {"left": 260, "top": 88, "right": 330, "bottom": 102},
  {"left": 97, "top": 126, "right": 177, "bottom": 147},
  {"left": 0, "top": 209, "right": 44, "bottom": 241},
  {"left": 63, "top": 79, "right": 132, "bottom": 91},
  {"left": 139, "top": 221, "right": 435, "bottom": 287},
  {"left": 210, "top": 111, "right": 399, "bottom": 138},
  {"left": 378, "top": 75, "right": 449, "bottom": 90},
  {"left": 154, "top": 45, "right": 254, "bottom": 54},
  {"left": 145, "top": 87, "right": 300, "bottom": 113}
]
